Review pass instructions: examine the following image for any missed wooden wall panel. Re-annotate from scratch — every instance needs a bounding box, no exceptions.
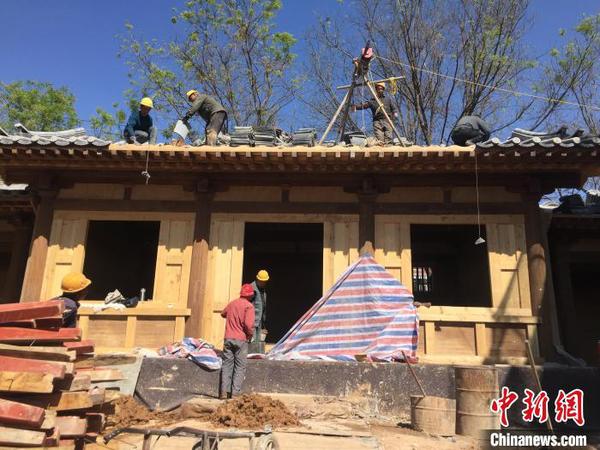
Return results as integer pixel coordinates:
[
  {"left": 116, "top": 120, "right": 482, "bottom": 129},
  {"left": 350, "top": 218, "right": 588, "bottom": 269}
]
[
  {"left": 323, "top": 219, "right": 359, "bottom": 292},
  {"left": 451, "top": 187, "right": 521, "bottom": 203},
  {"left": 59, "top": 184, "right": 124, "bottom": 200},
  {"left": 213, "top": 187, "right": 281, "bottom": 202},
  {"left": 152, "top": 217, "right": 194, "bottom": 306},
  {"left": 430, "top": 322, "right": 476, "bottom": 355},
  {"left": 131, "top": 185, "right": 194, "bottom": 201},
  {"left": 135, "top": 318, "right": 176, "bottom": 347},
  {"left": 289, "top": 187, "right": 356, "bottom": 203},
  {"left": 41, "top": 215, "right": 87, "bottom": 299},
  {"left": 487, "top": 222, "right": 531, "bottom": 311},
  {"left": 87, "top": 318, "right": 127, "bottom": 347},
  {"left": 378, "top": 187, "right": 443, "bottom": 203},
  {"left": 485, "top": 324, "right": 527, "bottom": 357},
  {"left": 374, "top": 219, "right": 412, "bottom": 290}
]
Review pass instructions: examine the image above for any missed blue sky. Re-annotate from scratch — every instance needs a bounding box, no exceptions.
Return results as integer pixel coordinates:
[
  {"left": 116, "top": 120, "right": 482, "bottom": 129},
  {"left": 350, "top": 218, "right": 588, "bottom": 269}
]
[{"left": 2, "top": 0, "right": 599, "bottom": 133}]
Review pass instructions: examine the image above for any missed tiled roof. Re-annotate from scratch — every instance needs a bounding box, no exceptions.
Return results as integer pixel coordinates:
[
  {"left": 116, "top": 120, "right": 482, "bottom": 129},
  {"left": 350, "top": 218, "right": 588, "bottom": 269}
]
[
  {"left": 0, "top": 134, "right": 110, "bottom": 147},
  {"left": 476, "top": 136, "right": 600, "bottom": 149}
]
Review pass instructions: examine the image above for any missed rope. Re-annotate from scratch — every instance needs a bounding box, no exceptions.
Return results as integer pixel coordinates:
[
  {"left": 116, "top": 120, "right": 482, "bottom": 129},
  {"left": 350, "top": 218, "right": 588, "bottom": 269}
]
[
  {"left": 374, "top": 54, "right": 600, "bottom": 111},
  {"left": 142, "top": 150, "right": 151, "bottom": 184},
  {"left": 474, "top": 148, "right": 485, "bottom": 245}
]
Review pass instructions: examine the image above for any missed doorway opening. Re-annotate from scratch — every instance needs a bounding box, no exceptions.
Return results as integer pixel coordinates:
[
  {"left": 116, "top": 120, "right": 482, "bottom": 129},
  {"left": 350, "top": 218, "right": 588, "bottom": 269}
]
[
  {"left": 83, "top": 220, "right": 160, "bottom": 300},
  {"left": 242, "top": 222, "right": 323, "bottom": 343},
  {"left": 410, "top": 224, "right": 492, "bottom": 307}
]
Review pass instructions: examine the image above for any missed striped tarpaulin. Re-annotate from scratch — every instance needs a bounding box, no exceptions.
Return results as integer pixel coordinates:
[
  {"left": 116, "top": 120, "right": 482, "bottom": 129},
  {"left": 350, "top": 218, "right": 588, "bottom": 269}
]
[{"left": 268, "top": 254, "right": 419, "bottom": 362}]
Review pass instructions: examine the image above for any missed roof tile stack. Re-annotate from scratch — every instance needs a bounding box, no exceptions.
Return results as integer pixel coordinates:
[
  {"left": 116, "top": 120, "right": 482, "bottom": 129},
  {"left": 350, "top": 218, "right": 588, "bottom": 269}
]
[
  {"left": 253, "top": 127, "right": 278, "bottom": 146},
  {"left": 291, "top": 128, "right": 317, "bottom": 147},
  {"left": 229, "top": 126, "right": 254, "bottom": 146},
  {"left": 0, "top": 300, "right": 123, "bottom": 448}
]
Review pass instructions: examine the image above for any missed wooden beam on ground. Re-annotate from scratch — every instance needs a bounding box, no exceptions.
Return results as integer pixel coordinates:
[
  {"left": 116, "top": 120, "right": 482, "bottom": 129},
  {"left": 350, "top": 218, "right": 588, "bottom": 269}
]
[
  {"left": 0, "top": 425, "right": 46, "bottom": 446},
  {"left": 55, "top": 416, "right": 87, "bottom": 437},
  {"left": 0, "top": 343, "right": 76, "bottom": 362},
  {"left": 54, "top": 373, "right": 92, "bottom": 392},
  {"left": 76, "top": 368, "right": 124, "bottom": 382},
  {"left": 0, "top": 300, "right": 64, "bottom": 324},
  {"left": 14, "top": 391, "right": 94, "bottom": 411},
  {"left": 62, "top": 340, "right": 93, "bottom": 354},
  {"left": 0, "top": 327, "right": 81, "bottom": 343},
  {"left": 0, "top": 399, "right": 45, "bottom": 428},
  {"left": 0, "top": 355, "right": 72, "bottom": 378},
  {"left": 85, "top": 412, "right": 105, "bottom": 434},
  {"left": 0, "top": 371, "right": 55, "bottom": 393}
]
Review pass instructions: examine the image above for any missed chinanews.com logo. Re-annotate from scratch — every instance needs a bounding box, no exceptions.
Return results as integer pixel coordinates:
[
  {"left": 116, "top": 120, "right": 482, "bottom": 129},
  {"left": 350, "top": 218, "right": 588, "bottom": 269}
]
[{"left": 487, "top": 387, "right": 588, "bottom": 447}]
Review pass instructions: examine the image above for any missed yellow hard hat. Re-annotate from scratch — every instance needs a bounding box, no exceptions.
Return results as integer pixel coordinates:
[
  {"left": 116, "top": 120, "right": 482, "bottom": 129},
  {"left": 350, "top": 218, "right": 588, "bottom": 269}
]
[
  {"left": 186, "top": 89, "right": 198, "bottom": 100},
  {"left": 256, "top": 270, "right": 270, "bottom": 282},
  {"left": 140, "top": 97, "right": 153, "bottom": 108},
  {"left": 375, "top": 82, "right": 386, "bottom": 89},
  {"left": 61, "top": 272, "right": 91, "bottom": 294}
]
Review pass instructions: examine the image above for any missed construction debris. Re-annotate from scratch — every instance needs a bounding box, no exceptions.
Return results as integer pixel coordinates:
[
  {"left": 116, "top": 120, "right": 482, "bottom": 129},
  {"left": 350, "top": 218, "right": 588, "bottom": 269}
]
[
  {"left": 210, "top": 393, "right": 300, "bottom": 428},
  {"left": 0, "top": 300, "right": 117, "bottom": 447}
]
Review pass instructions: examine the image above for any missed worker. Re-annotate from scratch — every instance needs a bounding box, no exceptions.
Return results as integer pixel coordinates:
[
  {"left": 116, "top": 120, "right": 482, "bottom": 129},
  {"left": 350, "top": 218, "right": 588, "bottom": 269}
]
[
  {"left": 220, "top": 284, "right": 255, "bottom": 399},
  {"left": 124, "top": 97, "right": 157, "bottom": 144},
  {"left": 181, "top": 90, "right": 228, "bottom": 146},
  {"left": 251, "top": 270, "right": 269, "bottom": 352},
  {"left": 450, "top": 115, "right": 491, "bottom": 146},
  {"left": 352, "top": 82, "right": 399, "bottom": 145},
  {"left": 52, "top": 272, "right": 91, "bottom": 328}
]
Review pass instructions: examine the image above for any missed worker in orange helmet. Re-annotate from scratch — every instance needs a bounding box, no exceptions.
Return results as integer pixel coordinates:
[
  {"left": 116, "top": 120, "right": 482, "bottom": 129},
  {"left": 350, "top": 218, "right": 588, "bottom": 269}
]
[
  {"left": 220, "top": 283, "right": 255, "bottom": 399},
  {"left": 52, "top": 272, "right": 92, "bottom": 328}
]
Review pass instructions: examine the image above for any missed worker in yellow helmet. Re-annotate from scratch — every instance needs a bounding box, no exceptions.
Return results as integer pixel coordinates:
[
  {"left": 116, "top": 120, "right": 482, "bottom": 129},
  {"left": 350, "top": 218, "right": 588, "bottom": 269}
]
[
  {"left": 52, "top": 272, "right": 92, "bottom": 328},
  {"left": 249, "top": 269, "right": 269, "bottom": 353},
  {"left": 123, "top": 97, "right": 157, "bottom": 144},
  {"left": 178, "top": 89, "right": 228, "bottom": 146}
]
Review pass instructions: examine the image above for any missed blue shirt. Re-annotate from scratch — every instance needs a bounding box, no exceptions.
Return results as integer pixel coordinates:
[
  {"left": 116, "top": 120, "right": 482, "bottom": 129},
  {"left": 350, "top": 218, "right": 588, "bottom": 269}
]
[{"left": 124, "top": 110, "right": 153, "bottom": 137}]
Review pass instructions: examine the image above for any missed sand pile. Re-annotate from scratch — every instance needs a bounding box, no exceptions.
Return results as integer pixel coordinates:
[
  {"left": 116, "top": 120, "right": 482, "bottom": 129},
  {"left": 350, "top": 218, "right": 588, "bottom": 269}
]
[
  {"left": 211, "top": 393, "right": 300, "bottom": 428},
  {"left": 105, "top": 396, "right": 180, "bottom": 431}
]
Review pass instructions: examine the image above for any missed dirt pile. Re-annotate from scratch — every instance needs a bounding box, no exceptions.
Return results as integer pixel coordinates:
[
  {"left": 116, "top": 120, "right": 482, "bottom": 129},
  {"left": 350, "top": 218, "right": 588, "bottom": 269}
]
[
  {"left": 210, "top": 393, "right": 300, "bottom": 429},
  {"left": 105, "top": 396, "right": 180, "bottom": 431}
]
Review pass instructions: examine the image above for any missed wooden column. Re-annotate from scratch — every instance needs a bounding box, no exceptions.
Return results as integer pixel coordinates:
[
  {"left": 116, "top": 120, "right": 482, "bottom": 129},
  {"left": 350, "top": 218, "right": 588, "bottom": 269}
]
[
  {"left": 523, "top": 192, "right": 560, "bottom": 359},
  {"left": 185, "top": 189, "right": 213, "bottom": 338},
  {"left": 1, "top": 215, "right": 33, "bottom": 302},
  {"left": 357, "top": 178, "right": 377, "bottom": 249},
  {"left": 20, "top": 187, "right": 57, "bottom": 302}
]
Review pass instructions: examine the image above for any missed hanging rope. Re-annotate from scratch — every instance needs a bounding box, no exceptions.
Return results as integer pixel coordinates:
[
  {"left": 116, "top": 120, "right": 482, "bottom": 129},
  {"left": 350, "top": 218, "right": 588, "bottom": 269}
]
[
  {"left": 474, "top": 148, "right": 485, "bottom": 245},
  {"left": 141, "top": 150, "right": 151, "bottom": 184}
]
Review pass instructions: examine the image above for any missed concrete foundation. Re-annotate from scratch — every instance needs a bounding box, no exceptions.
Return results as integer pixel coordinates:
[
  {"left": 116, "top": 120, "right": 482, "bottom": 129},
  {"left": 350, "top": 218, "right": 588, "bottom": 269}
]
[{"left": 135, "top": 358, "right": 600, "bottom": 431}]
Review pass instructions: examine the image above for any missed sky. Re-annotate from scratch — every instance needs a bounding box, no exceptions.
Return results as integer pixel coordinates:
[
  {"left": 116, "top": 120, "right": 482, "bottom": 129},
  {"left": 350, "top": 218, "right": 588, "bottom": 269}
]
[{"left": 1, "top": 0, "right": 599, "bottom": 134}]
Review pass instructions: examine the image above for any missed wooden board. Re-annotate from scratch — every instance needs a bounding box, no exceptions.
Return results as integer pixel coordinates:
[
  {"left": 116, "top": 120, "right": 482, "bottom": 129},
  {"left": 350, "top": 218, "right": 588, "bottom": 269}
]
[
  {"left": 55, "top": 416, "right": 87, "bottom": 437},
  {"left": 0, "top": 327, "right": 81, "bottom": 343},
  {"left": 54, "top": 373, "right": 92, "bottom": 392},
  {"left": 0, "top": 355, "right": 72, "bottom": 378},
  {"left": 0, "top": 316, "right": 64, "bottom": 329},
  {"left": 76, "top": 368, "right": 123, "bottom": 382},
  {"left": 62, "top": 340, "right": 94, "bottom": 354},
  {"left": 0, "top": 425, "right": 46, "bottom": 446},
  {"left": 0, "top": 343, "right": 76, "bottom": 362},
  {"left": 14, "top": 391, "right": 94, "bottom": 411},
  {"left": 85, "top": 412, "right": 105, "bottom": 434},
  {"left": 0, "top": 300, "right": 64, "bottom": 324},
  {"left": 0, "top": 371, "right": 55, "bottom": 393},
  {"left": 0, "top": 399, "right": 45, "bottom": 427}
]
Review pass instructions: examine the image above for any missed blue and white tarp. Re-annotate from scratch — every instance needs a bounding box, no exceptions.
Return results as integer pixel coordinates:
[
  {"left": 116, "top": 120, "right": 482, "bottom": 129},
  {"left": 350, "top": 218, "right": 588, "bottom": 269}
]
[{"left": 268, "top": 254, "right": 419, "bottom": 362}]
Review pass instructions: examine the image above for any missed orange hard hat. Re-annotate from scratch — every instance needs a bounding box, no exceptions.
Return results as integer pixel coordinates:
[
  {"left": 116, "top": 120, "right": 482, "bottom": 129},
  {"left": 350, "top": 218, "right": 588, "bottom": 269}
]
[{"left": 61, "top": 272, "right": 91, "bottom": 294}]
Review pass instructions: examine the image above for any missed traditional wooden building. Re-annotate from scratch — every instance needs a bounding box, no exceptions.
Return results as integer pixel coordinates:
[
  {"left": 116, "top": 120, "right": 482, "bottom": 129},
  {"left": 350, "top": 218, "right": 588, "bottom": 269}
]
[{"left": 2, "top": 132, "right": 599, "bottom": 364}]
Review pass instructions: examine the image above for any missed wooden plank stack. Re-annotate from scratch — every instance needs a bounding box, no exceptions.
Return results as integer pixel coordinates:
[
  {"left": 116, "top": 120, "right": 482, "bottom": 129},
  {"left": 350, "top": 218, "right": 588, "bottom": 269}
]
[{"left": 0, "top": 300, "right": 124, "bottom": 449}]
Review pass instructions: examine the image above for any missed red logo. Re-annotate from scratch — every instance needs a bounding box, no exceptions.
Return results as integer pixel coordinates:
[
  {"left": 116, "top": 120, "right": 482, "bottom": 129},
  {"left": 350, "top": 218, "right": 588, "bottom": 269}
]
[
  {"left": 554, "top": 389, "right": 585, "bottom": 427},
  {"left": 490, "top": 386, "right": 519, "bottom": 427},
  {"left": 522, "top": 388, "right": 549, "bottom": 423}
]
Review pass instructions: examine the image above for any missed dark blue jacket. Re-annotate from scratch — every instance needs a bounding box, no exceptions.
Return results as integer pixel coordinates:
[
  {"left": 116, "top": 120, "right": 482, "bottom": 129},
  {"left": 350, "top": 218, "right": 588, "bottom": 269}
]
[{"left": 124, "top": 110, "right": 153, "bottom": 137}]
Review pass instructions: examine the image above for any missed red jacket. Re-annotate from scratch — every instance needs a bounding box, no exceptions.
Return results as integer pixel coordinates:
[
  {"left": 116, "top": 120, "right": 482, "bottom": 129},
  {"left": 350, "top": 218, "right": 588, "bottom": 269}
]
[{"left": 221, "top": 297, "right": 255, "bottom": 341}]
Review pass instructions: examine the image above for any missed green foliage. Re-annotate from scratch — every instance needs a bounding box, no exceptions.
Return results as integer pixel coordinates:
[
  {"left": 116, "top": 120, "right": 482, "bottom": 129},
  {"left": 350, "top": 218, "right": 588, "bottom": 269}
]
[
  {"left": 0, "top": 81, "right": 79, "bottom": 131},
  {"left": 120, "top": 0, "right": 297, "bottom": 129},
  {"left": 89, "top": 104, "right": 128, "bottom": 141}
]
